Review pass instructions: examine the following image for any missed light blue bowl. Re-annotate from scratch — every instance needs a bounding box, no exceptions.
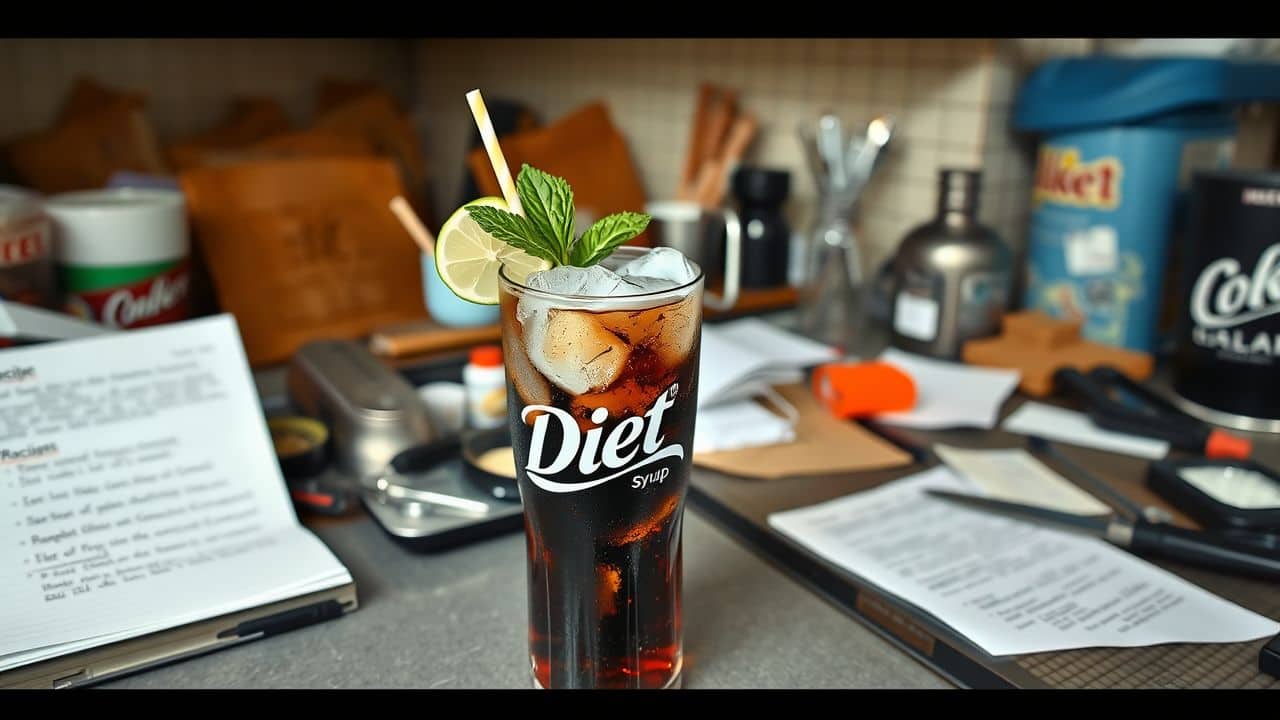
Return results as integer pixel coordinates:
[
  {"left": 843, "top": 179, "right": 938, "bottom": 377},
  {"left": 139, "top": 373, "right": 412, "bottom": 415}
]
[{"left": 421, "top": 252, "right": 500, "bottom": 327}]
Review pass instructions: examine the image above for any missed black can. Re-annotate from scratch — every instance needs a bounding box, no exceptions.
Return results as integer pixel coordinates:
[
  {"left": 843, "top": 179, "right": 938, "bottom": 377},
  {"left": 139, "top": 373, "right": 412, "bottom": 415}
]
[{"left": 1172, "top": 170, "right": 1280, "bottom": 432}]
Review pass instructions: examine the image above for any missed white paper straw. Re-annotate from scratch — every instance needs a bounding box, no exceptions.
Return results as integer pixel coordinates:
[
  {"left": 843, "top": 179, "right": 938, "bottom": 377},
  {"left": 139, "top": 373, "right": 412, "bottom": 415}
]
[
  {"left": 388, "top": 196, "right": 435, "bottom": 255},
  {"left": 465, "top": 89, "right": 523, "bottom": 216}
]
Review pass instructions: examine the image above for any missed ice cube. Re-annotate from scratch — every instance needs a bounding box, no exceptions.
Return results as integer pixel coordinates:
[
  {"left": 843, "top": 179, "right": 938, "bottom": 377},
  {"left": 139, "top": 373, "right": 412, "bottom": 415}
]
[
  {"left": 616, "top": 247, "right": 699, "bottom": 286},
  {"left": 526, "top": 264, "right": 629, "bottom": 297},
  {"left": 519, "top": 305, "right": 630, "bottom": 395},
  {"left": 503, "top": 324, "right": 550, "bottom": 408}
]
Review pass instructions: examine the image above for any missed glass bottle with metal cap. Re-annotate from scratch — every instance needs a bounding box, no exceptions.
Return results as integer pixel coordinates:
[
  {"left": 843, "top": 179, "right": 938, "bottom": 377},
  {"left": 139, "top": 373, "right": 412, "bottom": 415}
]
[{"left": 888, "top": 169, "right": 1013, "bottom": 360}]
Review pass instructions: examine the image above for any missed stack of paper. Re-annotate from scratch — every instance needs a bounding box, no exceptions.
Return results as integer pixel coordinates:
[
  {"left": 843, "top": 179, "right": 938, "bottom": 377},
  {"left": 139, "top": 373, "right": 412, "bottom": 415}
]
[{"left": 694, "top": 318, "right": 839, "bottom": 453}]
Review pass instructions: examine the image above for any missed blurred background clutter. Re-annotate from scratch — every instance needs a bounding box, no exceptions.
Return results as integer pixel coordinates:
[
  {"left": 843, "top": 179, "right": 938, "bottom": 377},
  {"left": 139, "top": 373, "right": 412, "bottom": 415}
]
[{"left": 2, "top": 38, "right": 1279, "bottom": 365}]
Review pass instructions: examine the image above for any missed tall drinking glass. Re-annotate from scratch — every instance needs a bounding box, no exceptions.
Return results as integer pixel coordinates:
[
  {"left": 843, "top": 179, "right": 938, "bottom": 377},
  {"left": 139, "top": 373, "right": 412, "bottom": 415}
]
[{"left": 497, "top": 247, "right": 704, "bottom": 689}]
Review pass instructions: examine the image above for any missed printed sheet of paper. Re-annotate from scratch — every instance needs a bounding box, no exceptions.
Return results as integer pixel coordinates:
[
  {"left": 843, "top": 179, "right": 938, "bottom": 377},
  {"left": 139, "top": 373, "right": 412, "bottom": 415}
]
[
  {"left": 933, "top": 444, "right": 1112, "bottom": 516},
  {"left": 0, "top": 315, "right": 351, "bottom": 672},
  {"left": 872, "top": 348, "right": 1020, "bottom": 430},
  {"left": 768, "top": 467, "right": 1279, "bottom": 656},
  {"left": 1002, "top": 401, "right": 1169, "bottom": 459}
]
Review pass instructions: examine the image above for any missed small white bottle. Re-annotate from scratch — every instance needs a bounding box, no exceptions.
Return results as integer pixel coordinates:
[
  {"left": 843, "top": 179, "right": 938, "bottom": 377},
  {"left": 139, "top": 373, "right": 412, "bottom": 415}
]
[{"left": 464, "top": 345, "right": 508, "bottom": 429}]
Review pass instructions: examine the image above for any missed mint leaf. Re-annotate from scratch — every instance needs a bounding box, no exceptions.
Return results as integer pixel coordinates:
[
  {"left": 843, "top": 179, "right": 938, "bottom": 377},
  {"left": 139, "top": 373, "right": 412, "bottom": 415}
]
[
  {"left": 516, "top": 164, "right": 575, "bottom": 264},
  {"left": 570, "top": 212, "right": 651, "bottom": 267},
  {"left": 466, "top": 205, "right": 559, "bottom": 265}
]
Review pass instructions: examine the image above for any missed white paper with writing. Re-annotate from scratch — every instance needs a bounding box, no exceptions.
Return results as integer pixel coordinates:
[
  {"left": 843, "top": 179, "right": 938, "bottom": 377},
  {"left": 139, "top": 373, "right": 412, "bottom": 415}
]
[
  {"left": 933, "top": 444, "right": 1113, "bottom": 516},
  {"left": 0, "top": 315, "right": 351, "bottom": 672},
  {"left": 768, "top": 467, "right": 1279, "bottom": 656},
  {"left": 1002, "top": 401, "right": 1169, "bottom": 459}
]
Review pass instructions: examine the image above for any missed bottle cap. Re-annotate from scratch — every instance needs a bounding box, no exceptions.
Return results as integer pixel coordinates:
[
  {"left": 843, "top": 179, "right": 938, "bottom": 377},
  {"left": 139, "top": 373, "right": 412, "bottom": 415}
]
[{"left": 469, "top": 345, "right": 504, "bottom": 368}]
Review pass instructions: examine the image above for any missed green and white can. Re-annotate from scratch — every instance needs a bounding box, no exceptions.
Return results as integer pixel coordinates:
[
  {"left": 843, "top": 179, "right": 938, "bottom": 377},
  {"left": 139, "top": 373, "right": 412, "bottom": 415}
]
[{"left": 45, "top": 189, "right": 191, "bottom": 329}]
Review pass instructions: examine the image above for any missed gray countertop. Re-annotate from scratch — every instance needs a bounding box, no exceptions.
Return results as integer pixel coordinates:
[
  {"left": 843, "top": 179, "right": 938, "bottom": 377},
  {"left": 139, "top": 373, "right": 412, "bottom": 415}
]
[{"left": 100, "top": 508, "right": 948, "bottom": 689}]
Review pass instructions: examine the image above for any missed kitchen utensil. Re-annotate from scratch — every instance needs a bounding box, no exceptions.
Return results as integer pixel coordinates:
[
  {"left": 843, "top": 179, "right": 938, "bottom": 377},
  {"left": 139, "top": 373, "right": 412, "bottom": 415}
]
[
  {"left": 695, "top": 113, "right": 759, "bottom": 209},
  {"left": 1053, "top": 365, "right": 1253, "bottom": 460},
  {"left": 817, "top": 113, "right": 847, "bottom": 191},
  {"left": 887, "top": 169, "right": 1013, "bottom": 360},
  {"left": 925, "top": 489, "right": 1280, "bottom": 581},
  {"left": 845, "top": 114, "right": 894, "bottom": 203},
  {"left": 646, "top": 200, "right": 741, "bottom": 311}
]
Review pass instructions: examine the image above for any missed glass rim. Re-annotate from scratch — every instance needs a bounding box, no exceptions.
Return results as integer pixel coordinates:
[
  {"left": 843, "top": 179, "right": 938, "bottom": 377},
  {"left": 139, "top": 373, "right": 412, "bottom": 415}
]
[{"left": 497, "top": 246, "right": 705, "bottom": 302}]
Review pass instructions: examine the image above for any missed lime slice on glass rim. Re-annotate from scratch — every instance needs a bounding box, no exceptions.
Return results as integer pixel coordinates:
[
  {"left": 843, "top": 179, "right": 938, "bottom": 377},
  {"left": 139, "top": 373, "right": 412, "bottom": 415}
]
[{"left": 435, "top": 196, "right": 552, "bottom": 305}]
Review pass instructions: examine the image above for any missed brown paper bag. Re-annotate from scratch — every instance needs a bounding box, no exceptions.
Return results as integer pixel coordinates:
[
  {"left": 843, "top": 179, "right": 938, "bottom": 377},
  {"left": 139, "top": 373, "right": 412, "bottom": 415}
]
[
  {"left": 316, "top": 78, "right": 404, "bottom": 115},
  {"left": 8, "top": 103, "right": 168, "bottom": 194},
  {"left": 467, "top": 102, "right": 650, "bottom": 245},
  {"left": 313, "top": 93, "right": 429, "bottom": 219},
  {"left": 55, "top": 76, "right": 148, "bottom": 126},
  {"left": 167, "top": 97, "right": 293, "bottom": 170},
  {"left": 693, "top": 384, "right": 913, "bottom": 480},
  {"left": 172, "top": 130, "right": 374, "bottom": 170},
  {"left": 179, "top": 157, "right": 424, "bottom": 366}
]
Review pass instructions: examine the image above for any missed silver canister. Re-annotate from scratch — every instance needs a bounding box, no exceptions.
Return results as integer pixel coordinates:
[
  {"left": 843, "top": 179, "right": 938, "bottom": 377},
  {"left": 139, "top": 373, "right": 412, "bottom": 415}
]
[{"left": 888, "top": 169, "right": 1013, "bottom": 360}]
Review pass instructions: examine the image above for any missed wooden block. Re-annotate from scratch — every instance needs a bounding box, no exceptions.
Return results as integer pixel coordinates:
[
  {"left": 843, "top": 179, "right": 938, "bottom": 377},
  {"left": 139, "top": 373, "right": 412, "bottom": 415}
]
[
  {"left": 963, "top": 312, "right": 1154, "bottom": 397},
  {"left": 1002, "top": 310, "right": 1081, "bottom": 349},
  {"left": 369, "top": 319, "right": 501, "bottom": 359}
]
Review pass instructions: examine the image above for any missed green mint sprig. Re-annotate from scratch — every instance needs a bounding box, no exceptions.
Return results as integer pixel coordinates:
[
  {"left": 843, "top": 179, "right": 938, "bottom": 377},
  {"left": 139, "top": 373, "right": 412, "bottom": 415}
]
[{"left": 467, "top": 164, "right": 650, "bottom": 267}]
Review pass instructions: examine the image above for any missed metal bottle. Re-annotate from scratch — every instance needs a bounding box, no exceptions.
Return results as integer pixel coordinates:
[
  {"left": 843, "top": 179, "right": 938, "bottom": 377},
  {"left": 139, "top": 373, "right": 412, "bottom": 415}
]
[{"left": 888, "top": 169, "right": 1013, "bottom": 360}]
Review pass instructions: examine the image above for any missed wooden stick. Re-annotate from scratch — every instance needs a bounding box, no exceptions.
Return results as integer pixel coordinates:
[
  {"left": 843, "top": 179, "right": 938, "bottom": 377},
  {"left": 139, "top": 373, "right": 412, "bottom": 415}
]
[
  {"left": 678, "top": 84, "right": 717, "bottom": 200},
  {"left": 698, "top": 112, "right": 759, "bottom": 208},
  {"left": 465, "top": 88, "right": 523, "bottom": 215},
  {"left": 389, "top": 195, "right": 436, "bottom": 255}
]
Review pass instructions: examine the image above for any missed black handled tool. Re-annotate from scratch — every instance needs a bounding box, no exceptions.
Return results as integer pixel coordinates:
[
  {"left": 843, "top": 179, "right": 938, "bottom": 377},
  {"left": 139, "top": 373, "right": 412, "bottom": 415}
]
[
  {"left": 926, "top": 489, "right": 1280, "bottom": 581},
  {"left": 1053, "top": 366, "right": 1252, "bottom": 460}
]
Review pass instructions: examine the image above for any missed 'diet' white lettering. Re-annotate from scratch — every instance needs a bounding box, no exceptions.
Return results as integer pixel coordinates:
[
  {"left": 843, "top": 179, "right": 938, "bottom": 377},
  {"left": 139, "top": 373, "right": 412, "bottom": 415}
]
[{"left": 521, "top": 383, "right": 684, "bottom": 494}]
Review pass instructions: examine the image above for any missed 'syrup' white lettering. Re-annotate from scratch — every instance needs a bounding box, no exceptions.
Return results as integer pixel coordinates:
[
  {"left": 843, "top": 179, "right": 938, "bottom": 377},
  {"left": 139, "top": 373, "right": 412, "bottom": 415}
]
[{"left": 522, "top": 383, "right": 683, "bottom": 494}]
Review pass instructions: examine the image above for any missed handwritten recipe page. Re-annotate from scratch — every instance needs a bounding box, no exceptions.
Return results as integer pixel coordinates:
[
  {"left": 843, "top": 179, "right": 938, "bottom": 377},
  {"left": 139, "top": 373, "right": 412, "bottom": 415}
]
[{"left": 0, "top": 315, "right": 350, "bottom": 672}]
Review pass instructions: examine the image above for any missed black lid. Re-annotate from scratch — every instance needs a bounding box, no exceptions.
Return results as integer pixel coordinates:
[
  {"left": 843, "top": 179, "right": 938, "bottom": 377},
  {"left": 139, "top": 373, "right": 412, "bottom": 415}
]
[
  {"left": 937, "top": 168, "right": 982, "bottom": 217},
  {"left": 732, "top": 166, "right": 790, "bottom": 206},
  {"left": 1191, "top": 168, "right": 1280, "bottom": 190}
]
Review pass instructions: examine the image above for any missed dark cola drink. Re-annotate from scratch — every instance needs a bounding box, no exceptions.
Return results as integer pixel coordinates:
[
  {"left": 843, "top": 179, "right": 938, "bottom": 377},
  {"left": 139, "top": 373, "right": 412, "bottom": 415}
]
[{"left": 498, "top": 247, "right": 703, "bottom": 689}]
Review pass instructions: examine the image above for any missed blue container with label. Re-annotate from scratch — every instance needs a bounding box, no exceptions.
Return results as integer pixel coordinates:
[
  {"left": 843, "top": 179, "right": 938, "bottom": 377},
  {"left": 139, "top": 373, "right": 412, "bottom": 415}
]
[{"left": 1014, "top": 57, "right": 1280, "bottom": 351}]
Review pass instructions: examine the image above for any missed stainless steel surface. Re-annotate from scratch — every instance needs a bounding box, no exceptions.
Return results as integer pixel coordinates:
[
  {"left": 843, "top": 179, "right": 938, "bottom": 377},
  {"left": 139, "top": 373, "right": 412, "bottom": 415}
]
[
  {"left": 287, "top": 340, "right": 436, "bottom": 482},
  {"left": 646, "top": 201, "right": 741, "bottom": 310},
  {"left": 362, "top": 459, "right": 522, "bottom": 539},
  {"left": 925, "top": 489, "right": 1115, "bottom": 535},
  {"left": 1172, "top": 393, "right": 1280, "bottom": 435},
  {"left": 96, "top": 509, "right": 947, "bottom": 689}
]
